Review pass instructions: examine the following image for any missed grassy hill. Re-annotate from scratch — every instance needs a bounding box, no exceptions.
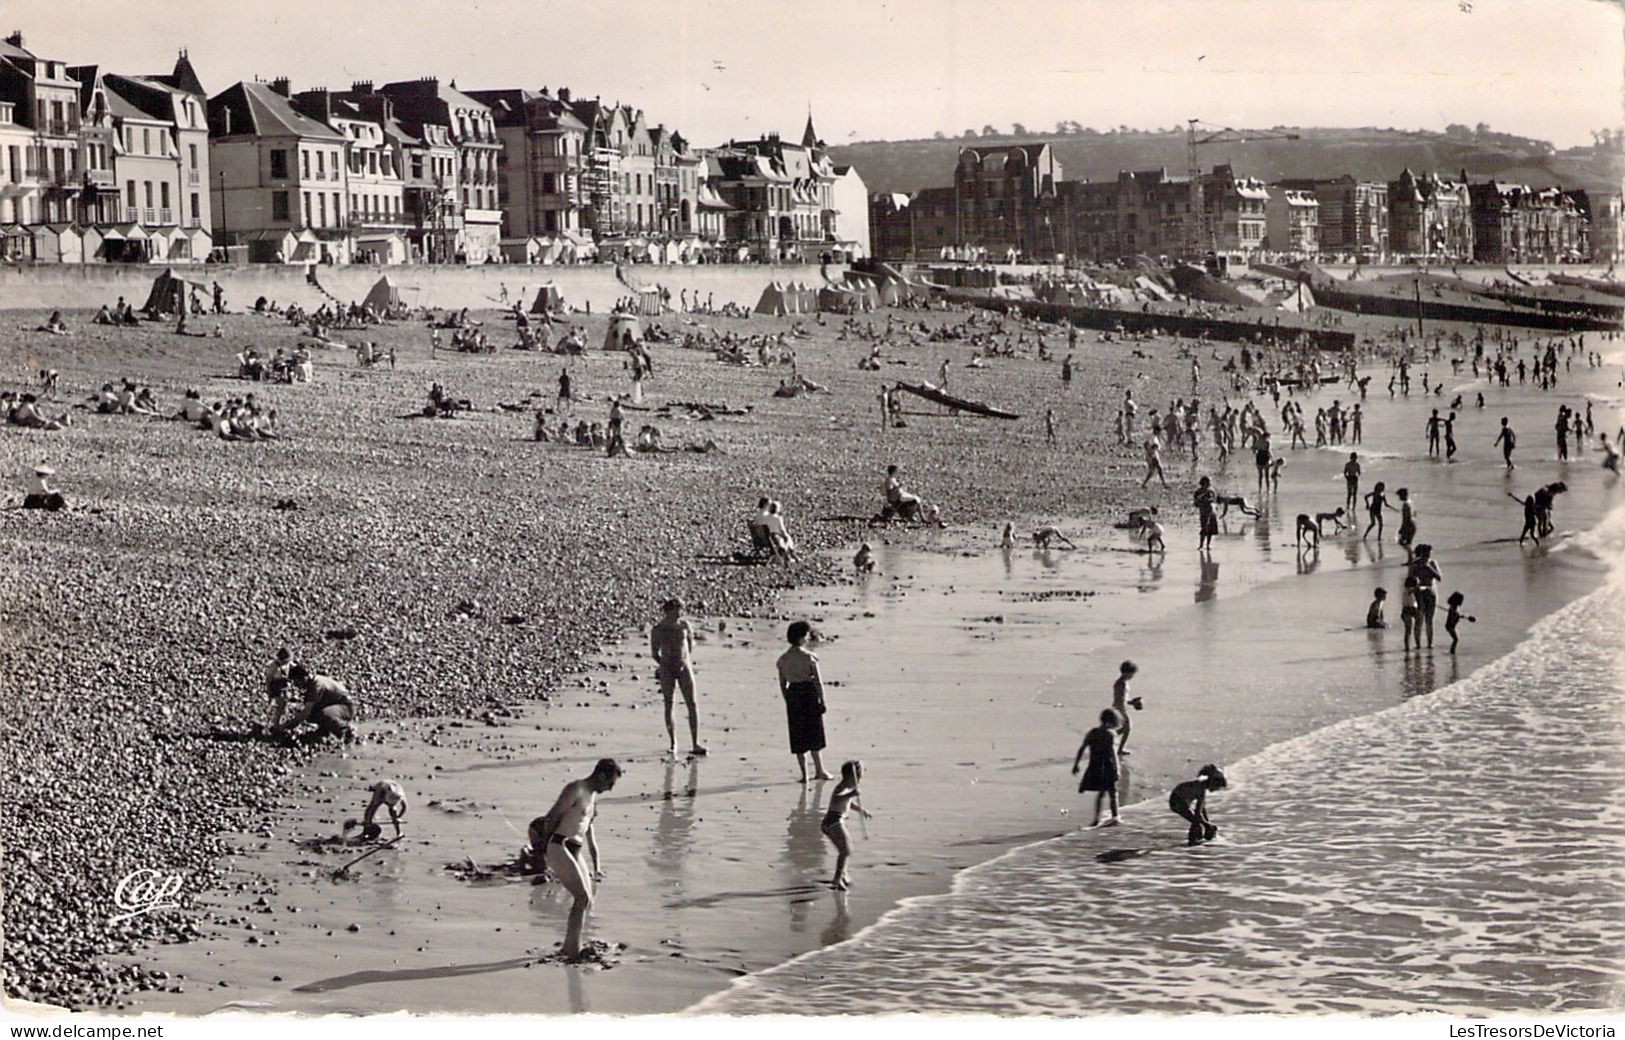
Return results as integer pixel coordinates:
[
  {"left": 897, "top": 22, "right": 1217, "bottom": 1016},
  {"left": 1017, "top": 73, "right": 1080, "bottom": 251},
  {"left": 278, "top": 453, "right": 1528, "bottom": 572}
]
[{"left": 829, "top": 127, "right": 1625, "bottom": 197}]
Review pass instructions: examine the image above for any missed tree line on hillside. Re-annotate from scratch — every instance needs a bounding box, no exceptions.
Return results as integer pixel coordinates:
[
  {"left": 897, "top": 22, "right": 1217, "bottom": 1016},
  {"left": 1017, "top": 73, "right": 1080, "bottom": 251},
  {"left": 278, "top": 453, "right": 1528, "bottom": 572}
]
[{"left": 909, "top": 121, "right": 1623, "bottom": 157}]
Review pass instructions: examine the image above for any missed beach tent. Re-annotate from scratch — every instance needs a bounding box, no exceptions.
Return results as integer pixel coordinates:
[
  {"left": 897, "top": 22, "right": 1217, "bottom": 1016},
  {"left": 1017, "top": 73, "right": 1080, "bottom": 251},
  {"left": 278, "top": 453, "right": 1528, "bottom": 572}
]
[
  {"left": 148, "top": 226, "right": 187, "bottom": 262},
  {"left": 29, "top": 224, "right": 83, "bottom": 264},
  {"left": 79, "top": 225, "right": 107, "bottom": 263},
  {"left": 755, "top": 281, "right": 790, "bottom": 316},
  {"left": 141, "top": 268, "right": 205, "bottom": 314},
  {"left": 0, "top": 224, "right": 30, "bottom": 260},
  {"left": 499, "top": 237, "right": 542, "bottom": 264},
  {"left": 603, "top": 312, "right": 642, "bottom": 351},
  {"left": 529, "top": 283, "right": 566, "bottom": 313},
  {"left": 184, "top": 226, "right": 213, "bottom": 262},
  {"left": 363, "top": 274, "right": 401, "bottom": 313},
  {"left": 355, "top": 231, "right": 407, "bottom": 265},
  {"left": 636, "top": 285, "right": 663, "bottom": 316},
  {"left": 238, "top": 228, "right": 301, "bottom": 264}
]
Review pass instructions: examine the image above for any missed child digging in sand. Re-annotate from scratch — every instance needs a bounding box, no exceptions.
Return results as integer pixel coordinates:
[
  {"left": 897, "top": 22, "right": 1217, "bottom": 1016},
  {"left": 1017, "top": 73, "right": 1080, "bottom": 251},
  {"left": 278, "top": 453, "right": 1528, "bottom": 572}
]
[
  {"left": 1169, "top": 764, "right": 1227, "bottom": 846},
  {"left": 358, "top": 779, "right": 408, "bottom": 840},
  {"left": 821, "top": 760, "right": 872, "bottom": 890},
  {"left": 1072, "top": 709, "right": 1122, "bottom": 827},
  {"left": 1445, "top": 591, "right": 1477, "bottom": 653}
]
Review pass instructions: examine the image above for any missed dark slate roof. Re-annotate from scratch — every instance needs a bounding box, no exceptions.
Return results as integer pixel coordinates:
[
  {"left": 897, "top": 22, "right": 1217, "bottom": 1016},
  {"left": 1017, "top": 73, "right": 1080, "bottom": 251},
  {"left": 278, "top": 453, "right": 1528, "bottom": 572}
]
[{"left": 209, "top": 81, "right": 344, "bottom": 140}]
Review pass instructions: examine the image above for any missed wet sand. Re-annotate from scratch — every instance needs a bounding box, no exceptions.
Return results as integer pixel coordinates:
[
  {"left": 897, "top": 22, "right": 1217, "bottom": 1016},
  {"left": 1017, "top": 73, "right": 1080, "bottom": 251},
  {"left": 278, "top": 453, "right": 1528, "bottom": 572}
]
[{"left": 122, "top": 347, "right": 1625, "bottom": 1015}]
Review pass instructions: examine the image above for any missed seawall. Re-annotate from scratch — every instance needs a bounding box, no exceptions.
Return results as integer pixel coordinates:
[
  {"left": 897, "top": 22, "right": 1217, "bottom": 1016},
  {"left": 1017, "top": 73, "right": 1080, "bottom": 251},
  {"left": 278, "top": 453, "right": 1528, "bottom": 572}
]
[{"left": 0, "top": 262, "right": 840, "bottom": 313}]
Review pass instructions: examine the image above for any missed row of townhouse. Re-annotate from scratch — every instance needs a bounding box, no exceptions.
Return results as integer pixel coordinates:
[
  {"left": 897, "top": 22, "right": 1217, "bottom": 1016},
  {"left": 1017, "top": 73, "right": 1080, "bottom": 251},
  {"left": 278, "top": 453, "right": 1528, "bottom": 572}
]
[
  {"left": 209, "top": 78, "right": 868, "bottom": 266},
  {"left": 0, "top": 32, "right": 213, "bottom": 262},
  {"left": 207, "top": 76, "right": 502, "bottom": 264},
  {"left": 870, "top": 143, "right": 1620, "bottom": 266},
  {"left": 0, "top": 27, "right": 871, "bottom": 265}
]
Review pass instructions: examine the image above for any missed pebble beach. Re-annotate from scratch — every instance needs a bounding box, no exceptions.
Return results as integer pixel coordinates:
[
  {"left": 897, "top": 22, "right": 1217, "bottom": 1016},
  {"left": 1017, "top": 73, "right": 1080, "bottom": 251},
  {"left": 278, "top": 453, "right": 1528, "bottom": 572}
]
[{"left": 0, "top": 298, "right": 1184, "bottom": 1008}]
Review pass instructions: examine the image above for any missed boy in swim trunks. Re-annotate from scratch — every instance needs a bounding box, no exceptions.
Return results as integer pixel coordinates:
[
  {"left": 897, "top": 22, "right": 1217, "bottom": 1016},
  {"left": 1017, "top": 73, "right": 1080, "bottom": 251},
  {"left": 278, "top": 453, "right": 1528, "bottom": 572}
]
[{"left": 650, "top": 598, "right": 706, "bottom": 757}]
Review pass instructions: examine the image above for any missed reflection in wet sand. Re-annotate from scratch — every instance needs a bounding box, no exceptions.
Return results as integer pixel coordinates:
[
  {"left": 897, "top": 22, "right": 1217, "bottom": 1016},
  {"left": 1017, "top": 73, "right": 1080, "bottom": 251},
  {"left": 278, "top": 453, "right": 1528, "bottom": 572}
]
[
  {"left": 1196, "top": 553, "right": 1219, "bottom": 603},
  {"left": 783, "top": 786, "right": 829, "bottom": 931}
]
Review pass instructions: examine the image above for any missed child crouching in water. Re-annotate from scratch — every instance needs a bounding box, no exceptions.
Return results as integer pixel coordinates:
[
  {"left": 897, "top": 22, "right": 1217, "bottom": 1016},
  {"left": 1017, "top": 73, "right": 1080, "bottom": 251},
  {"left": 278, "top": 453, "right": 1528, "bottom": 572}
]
[
  {"left": 1444, "top": 591, "right": 1476, "bottom": 653},
  {"left": 1169, "top": 764, "right": 1227, "bottom": 846},
  {"left": 821, "top": 760, "right": 872, "bottom": 890},
  {"left": 1072, "top": 708, "right": 1121, "bottom": 827},
  {"left": 1365, "top": 587, "right": 1388, "bottom": 629}
]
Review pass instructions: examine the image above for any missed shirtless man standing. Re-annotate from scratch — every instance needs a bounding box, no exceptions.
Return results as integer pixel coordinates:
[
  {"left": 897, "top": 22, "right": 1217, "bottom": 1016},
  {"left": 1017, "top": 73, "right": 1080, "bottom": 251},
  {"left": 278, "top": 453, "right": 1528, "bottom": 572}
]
[
  {"left": 650, "top": 598, "right": 706, "bottom": 757},
  {"left": 528, "top": 759, "right": 622, "bottom": 960}
]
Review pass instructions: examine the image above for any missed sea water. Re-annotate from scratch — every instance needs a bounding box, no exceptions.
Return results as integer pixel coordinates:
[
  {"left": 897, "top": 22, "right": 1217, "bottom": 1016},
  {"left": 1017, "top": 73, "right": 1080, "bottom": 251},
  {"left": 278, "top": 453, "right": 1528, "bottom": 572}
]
[{"left": 701, "top": 501, "right": 1625, "bottom": 1016}]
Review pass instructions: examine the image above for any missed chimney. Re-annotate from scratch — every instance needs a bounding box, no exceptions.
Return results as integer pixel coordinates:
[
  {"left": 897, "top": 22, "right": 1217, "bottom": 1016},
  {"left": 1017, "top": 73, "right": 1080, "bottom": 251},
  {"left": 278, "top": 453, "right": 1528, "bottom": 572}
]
[
  {"left": 5, "top": 31, "right": 22, "bottom": 48},
  {"left": 351, "top": 80, "right": 373, "bottom": 95},
  {"left": 558, "top": 87, "right": 571, "bottom": 103},
  {"left": 269, "top": 76, "right": 291, "bottom": 97}
]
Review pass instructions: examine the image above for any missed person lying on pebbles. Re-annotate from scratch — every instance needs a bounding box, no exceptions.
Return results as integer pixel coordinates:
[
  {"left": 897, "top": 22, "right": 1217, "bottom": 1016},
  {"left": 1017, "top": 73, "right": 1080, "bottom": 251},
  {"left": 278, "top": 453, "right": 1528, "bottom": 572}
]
[
  {"left": 7, "top": 393, "right": 71, "bottom": 430},
  {"left": 36, "top": 309, "right": 68, "bottom": 335}
]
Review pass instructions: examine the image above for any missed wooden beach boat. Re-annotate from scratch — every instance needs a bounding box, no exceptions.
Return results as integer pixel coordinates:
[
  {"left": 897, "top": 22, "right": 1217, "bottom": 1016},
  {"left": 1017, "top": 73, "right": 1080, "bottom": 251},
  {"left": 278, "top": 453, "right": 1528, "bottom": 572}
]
[{"left": 893, "top": 381, "right": 1021, "bottom": 420}]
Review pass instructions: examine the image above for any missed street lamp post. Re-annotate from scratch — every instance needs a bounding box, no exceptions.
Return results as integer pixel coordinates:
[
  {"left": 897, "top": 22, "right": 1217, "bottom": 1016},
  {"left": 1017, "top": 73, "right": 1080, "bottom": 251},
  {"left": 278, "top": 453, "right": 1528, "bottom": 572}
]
[{"left": 217, "top": 168, "right": 227, "bottom": 258}]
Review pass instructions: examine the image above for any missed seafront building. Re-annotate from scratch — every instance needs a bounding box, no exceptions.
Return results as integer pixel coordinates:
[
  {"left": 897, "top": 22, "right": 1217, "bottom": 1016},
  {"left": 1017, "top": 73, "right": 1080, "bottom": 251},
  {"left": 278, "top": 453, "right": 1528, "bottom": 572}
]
[
  {"left": 873, "top": 153, "right": 1620, "bottom": 267},
  {"left": 1571, "top": 189, "right": 1623, "bottom": 265},
  {"left": 1469, "top": 180, "right": 1587, "bottom": 264},
  {"left": 377, "top": 79, "right": 501, "bottom": 263},
  {"left": 3, "top": 26, "right": 1618, "bottom": 269},
  {"left": 1264, "top": 185, "right": 1320, "bottom": 257},
  {"left": 207, "top": 79, "right": 351, "bottom": 264},
  {"left": 1387, "top": 167, "right": 1474, "bottom": 261},
  {"left": 1279, "top": 175, "right": 1388, "bottom": 260},
  {"left": 701, "top": 117, "right": 861, "bottom": 262}
]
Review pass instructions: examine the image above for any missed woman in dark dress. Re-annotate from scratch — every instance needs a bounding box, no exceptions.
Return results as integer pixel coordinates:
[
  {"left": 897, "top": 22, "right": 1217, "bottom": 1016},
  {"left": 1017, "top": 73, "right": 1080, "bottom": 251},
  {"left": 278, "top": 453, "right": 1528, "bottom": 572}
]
[
  {"left": 1072, "top": 708, "right": 1121, "bottom": 827},
  {"left": 776, "top": 620, "right": 834, "bottom": 783}
]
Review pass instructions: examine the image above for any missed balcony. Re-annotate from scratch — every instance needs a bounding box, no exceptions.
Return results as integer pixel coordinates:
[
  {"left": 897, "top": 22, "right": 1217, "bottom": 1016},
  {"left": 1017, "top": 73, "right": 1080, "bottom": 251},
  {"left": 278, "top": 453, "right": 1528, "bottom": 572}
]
[
  {"left": 37, "top": 119, "right": 74, "bottom": 138},
  {"left": 187, "top": 169, "right": 200, "bottom": 185},
  {"left": 84, "top": 168, "right": 114, "bottom": 188},
  {"left": 158, "top": 208, "right": 173, "bottom": 225},
  {"left": 185, "top": 217, "right": 202, "bottom": 229}
]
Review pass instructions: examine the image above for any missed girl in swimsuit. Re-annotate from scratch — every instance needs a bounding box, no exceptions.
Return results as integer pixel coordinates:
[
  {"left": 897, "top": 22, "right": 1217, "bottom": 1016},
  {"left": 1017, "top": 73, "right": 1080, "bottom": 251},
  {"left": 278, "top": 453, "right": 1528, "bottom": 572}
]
[
  {"left": 1363, "top": 481, "right": 1390, "bottom": 540},
  {"left": 821, "top": 760, "right": 872, "bottom": 890}
]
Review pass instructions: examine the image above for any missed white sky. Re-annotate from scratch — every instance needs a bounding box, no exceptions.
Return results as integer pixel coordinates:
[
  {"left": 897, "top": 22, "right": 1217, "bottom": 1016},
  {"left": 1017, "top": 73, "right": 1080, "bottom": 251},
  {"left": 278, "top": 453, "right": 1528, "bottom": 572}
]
[{"left": 17, "top": 0, "right": 1625, "bottom": 148}]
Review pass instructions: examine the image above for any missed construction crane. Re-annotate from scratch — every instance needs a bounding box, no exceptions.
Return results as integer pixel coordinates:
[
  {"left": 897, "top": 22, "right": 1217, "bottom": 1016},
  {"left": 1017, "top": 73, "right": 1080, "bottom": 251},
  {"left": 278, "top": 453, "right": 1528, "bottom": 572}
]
[{"left": 1185, "top": 119, "right": 1301, "bottom": 260}]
